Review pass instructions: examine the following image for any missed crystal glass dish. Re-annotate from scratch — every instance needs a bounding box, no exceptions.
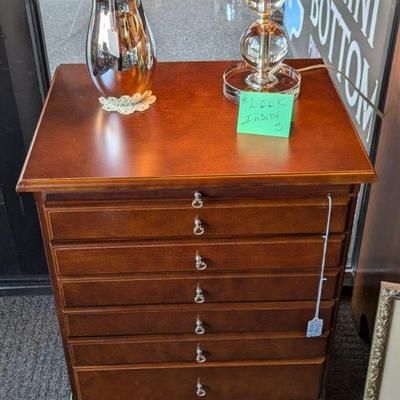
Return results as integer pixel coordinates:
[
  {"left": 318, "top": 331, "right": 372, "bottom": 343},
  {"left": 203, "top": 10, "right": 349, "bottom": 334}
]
[{"left": 223, "top": 62, "right": 301, "bottom": 103}]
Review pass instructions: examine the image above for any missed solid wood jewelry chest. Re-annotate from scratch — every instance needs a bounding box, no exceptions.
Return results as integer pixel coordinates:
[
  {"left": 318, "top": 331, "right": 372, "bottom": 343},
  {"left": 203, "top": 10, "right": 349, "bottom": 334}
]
[{"left": 18, "top": 60, "right": 375, "bottom": 400}]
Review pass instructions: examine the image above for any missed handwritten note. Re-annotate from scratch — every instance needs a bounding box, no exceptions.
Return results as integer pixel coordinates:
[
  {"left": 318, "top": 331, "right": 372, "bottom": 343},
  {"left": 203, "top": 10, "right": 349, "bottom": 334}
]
[{"left": 237, "top": 92, "right": 295, "bottom": 138}]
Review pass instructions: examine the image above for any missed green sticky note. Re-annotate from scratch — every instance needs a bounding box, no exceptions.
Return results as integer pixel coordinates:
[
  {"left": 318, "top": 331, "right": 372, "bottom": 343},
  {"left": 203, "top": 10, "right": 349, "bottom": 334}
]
[{"left": 237, "top": 92, "right": 295, "bottom": 137}]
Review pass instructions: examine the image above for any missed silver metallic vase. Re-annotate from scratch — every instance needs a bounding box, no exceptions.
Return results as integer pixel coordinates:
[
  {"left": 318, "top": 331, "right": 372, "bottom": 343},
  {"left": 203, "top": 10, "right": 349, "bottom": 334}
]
[{"left": 86, "top": 0, "right": 156, "bottom": 98}]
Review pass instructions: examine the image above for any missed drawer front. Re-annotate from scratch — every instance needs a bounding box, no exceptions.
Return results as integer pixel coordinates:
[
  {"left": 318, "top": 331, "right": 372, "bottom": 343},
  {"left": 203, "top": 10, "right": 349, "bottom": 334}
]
[
  {"left": 47, "top": 197, "right": 349, "bottom": 241},
  {"left": 76, "top": 360, "right": 325, "bottom": 400},
  {"left": 53, "top": 235, "right": 344, "bottom": 276},
  {"left": 46, "top": 184, "right": 353, "bottom": 203},
  {"left": 65, "top": 301, "right": 334, "bottom": 337},
  {"left": 70, "top": 333, "right": 328, "bottom": 366},
  {"left": 60, "top": 270, "right": 340, "bottom": 307}
]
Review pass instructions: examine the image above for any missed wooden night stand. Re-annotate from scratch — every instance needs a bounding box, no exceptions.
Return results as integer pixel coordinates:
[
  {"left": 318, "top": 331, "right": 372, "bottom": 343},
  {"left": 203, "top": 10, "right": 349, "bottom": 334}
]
[{"left": 17, "top": 60, "right": 375, "bottom": 400}]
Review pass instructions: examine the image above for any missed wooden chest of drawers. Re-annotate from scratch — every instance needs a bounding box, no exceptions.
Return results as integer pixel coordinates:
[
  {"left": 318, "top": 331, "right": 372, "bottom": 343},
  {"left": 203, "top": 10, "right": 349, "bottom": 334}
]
[{"left": 17, "top": 61, "right": 375, "bottom": 400}]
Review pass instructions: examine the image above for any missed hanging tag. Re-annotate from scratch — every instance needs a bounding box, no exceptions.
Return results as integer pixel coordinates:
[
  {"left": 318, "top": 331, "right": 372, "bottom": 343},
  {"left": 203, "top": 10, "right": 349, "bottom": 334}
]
[
  {"left": 107, "top": 29, "right": 120, "bottom": 58},
  {"left": 307, "top": 318, "right": 324, "bottom": 338},
  {"left": 306, "top": 194, "right": 332, "bottom": 339}
]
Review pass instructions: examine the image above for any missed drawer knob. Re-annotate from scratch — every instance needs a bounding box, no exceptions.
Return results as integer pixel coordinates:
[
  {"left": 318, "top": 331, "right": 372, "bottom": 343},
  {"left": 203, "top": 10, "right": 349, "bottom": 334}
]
[
  {"left": 196, "top": 344, "right": 207, "bottom": 363},
  {"left": 197, "top": 378, "right": 206, "bottom": 397},
  {"left": 195, "top": 316, "right": 205, "bottom": 335},
  {"left": 194, "top": 284, "right": 205, "bottom": 304},
  {"left": 195, "top": 252, "right": 207, "bottom": 270},
  {"left": 192, "top": 191, "right": 204, "bottom": 208},
  {"left": 194, "top": 218, "right": 205, "bottom": 236}
]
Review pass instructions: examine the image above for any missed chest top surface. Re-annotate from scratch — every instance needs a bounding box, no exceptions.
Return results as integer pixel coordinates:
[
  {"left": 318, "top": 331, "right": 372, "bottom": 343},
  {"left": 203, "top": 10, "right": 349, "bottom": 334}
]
[{"left": 17, "top": 60, "right": 375, "bottom": 192}]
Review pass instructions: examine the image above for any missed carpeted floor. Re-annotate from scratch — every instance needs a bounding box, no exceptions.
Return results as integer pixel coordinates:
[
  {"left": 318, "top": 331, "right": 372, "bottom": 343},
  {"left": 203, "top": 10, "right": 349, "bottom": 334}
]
[{"left": 0, "top": 295, "right": 370, "bottom": 400}]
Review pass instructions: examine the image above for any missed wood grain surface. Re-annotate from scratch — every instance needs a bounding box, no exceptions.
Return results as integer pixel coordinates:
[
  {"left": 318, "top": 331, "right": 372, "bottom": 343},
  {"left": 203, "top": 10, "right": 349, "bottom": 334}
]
[{"left": 17, "top": 60, "right": 375, "bottom": 192}]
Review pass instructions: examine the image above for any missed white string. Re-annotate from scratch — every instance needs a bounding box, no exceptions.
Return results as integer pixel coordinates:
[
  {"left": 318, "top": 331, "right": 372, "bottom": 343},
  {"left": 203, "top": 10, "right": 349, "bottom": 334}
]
[
  {"left": 298, "top": 64, "right": 385, "bottom": 120},
  {"left": 314, "top": 193, "right": 333, "bottom": 320}
]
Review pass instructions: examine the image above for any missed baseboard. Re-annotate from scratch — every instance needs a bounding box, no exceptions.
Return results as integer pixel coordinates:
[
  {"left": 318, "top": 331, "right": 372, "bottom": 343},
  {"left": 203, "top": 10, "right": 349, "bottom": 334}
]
[{"left": 0, "top": 277, "right": 51, "bottom": 296}]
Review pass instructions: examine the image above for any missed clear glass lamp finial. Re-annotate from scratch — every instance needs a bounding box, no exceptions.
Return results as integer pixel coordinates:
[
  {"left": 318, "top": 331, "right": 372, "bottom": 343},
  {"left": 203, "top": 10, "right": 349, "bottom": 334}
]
[{"left": 223, "top": 0, "right": 301, "bottom": 103}]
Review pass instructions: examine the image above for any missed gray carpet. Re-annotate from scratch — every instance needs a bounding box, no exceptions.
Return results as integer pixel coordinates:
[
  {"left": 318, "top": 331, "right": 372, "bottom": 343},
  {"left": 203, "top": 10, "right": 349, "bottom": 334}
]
[
  {"left": 0, "top": 296, "right": 70, "bottom": 400},
  {"left": 0, "top": 296, "right": 369, "bottom": 400}
]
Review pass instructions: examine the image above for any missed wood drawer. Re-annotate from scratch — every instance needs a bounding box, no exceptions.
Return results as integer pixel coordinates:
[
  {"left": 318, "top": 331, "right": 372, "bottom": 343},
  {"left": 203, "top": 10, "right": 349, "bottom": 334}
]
[
  {"left": 70, "top": 332, "right": 328, "bottom": 366},
  {"left": 45, "top": 184, "right": 353, "bottom": 203},
  {"left": 60, "top": 270, "right": 340, "bottom": 307},
  {"left": 75, "top": 359, "right": 325, "bottom": 400},
  {"left": 52, "top": 235, "right": 344, "bottom": 276},
  {"left": 47, "top": 197, "right": 350, "bottom": 241},
  {"left": 65, "top": 301, "right": 334, "bottom": 337}
]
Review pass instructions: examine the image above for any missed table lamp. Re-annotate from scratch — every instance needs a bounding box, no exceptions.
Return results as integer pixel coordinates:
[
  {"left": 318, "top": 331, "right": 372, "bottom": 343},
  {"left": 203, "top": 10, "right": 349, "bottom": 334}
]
[{"left": 223, "top": 0, "right": 301, "bottom": 102}]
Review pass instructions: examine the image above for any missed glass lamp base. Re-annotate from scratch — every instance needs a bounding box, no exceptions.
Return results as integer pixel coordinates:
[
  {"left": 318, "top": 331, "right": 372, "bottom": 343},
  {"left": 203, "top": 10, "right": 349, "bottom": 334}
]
[{"left": 223, "top": 62, "right": 301, "bottom": 103}]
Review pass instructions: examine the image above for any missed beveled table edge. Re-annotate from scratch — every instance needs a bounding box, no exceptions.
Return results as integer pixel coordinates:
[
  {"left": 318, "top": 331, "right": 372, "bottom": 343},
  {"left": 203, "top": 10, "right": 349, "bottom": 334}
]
[{"left": 16, "top": 170, "right": 377, "bottom": 193}]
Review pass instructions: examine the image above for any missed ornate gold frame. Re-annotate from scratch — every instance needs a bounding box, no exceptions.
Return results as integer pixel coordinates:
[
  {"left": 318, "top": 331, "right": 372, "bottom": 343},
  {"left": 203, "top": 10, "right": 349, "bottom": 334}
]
[{"left": 364, "top": 282, "right": 400, "bottom": 400}]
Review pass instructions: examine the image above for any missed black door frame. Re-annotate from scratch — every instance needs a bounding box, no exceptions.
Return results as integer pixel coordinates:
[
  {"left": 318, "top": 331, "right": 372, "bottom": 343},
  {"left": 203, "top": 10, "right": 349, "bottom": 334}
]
[
  {"left": 0, "top": 0, "right": 51, "bottom": 296},
  {"left": 25, "top": 0, "right": 51, "bottom": 99}
]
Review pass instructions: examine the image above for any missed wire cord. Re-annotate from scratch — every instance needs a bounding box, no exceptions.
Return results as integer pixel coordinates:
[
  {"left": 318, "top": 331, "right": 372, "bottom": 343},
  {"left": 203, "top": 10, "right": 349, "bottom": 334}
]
[{"left": 297, "top": 64, "right": 385, "bottom": 120}]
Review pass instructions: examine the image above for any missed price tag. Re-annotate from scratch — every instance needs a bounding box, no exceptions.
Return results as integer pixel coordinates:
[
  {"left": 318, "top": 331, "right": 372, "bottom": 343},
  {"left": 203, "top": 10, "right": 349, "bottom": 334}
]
[
  {"left": 107, "top": 29, "right": 120, "bottom": 58},
  {"left": 306, "top": 195, "right": 333, "bottom": 338},
  {"left": 237, "top": 92, "right": 295, "bottom": 138},
  {"left": 307, "top": 318, "right": 324, "bottom": 338}
]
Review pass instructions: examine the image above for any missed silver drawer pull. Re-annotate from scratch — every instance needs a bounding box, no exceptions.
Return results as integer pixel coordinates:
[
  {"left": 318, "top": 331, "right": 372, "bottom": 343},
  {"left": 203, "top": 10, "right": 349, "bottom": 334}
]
[
  {"left": 197, "top": 378, "right": 206, "bottom": 397},
  {"left": 195, "top": 316, "right": 205, "bottom": 335},
  {"left": 196, "top": 344, "right": 207, "bottom": 363},
  {"left": 195, "top": 252, "right": 207, "bottom": 271},
  {"left": 194, "top": 218, "right": 205, "bottom": 236},
  {"left": 194, "top": 284, "right": 205, "bottom": 304},
  {"left": 192, "top": 191, "right": 203, "bottom": 208}
]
